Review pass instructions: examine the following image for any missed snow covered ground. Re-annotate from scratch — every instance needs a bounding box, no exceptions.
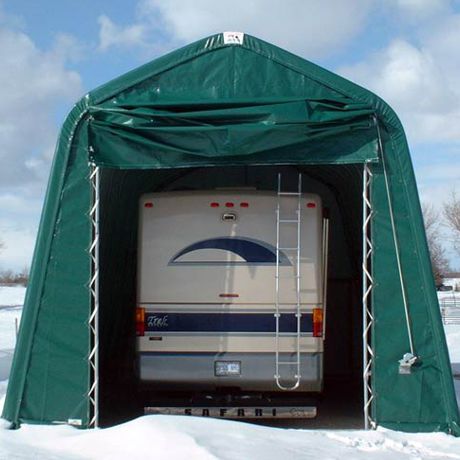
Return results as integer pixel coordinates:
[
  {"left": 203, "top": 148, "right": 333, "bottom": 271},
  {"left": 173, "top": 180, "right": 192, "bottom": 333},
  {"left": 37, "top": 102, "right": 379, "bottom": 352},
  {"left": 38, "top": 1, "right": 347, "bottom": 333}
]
[
  {"left": 443, "top": 278, "right": 460, "bottom": 290},
  {"left": 0, "top": 285, "right": 24, "bottom": 381},
  {"left": 446, "top": 325, "right": 460, "bottom": 363},
  {"left": 2, "top": 414, "right": 460, "bottom": 460},
  {"left": 0, "top": 285, "right": 26, "bottom": 308},
  {"left": 0, "top": 285, "right": 460, "bottom": 459},
  {"left": 0, "top": 305, "right": 21, "bottom": 351}
]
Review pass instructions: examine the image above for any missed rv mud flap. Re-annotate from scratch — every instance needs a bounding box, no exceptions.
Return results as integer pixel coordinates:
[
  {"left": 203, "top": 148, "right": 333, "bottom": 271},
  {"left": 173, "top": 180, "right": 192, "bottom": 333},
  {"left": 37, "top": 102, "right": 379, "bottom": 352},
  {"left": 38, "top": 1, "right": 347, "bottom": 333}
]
[{"left": 144, "top": 406, "right": 317, "bottom": 419}]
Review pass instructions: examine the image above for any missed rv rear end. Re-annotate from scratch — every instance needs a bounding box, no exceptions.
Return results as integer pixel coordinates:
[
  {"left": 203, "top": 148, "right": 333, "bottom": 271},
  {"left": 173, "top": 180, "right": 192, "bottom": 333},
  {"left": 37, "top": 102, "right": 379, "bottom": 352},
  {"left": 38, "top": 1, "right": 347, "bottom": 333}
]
[{"left": 136, "top": 189, "right": 325, "bottom": 417}]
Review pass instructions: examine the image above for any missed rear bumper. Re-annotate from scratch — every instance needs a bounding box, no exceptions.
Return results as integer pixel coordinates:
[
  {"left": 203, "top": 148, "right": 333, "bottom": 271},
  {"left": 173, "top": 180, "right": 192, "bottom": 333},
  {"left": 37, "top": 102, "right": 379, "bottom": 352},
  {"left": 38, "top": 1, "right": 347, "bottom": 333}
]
[{"left": 139, "top": 352, "right": 323, "bottom": 392}]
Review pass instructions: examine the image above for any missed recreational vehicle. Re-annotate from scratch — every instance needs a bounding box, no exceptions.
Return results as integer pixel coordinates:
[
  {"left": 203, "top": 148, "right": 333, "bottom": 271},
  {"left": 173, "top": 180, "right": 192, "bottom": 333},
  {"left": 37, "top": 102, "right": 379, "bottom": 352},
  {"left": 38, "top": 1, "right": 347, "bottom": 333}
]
[{"left": 136, "top": 183, "right": 328, "bottom": 418}]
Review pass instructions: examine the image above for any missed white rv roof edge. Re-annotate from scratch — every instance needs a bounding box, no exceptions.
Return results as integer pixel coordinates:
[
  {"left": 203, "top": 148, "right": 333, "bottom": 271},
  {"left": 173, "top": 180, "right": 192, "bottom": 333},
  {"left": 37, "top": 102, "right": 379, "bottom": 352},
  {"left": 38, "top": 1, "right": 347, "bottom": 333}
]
[{"left": 140, "top": 190, "right": 322, "bottom": 200}]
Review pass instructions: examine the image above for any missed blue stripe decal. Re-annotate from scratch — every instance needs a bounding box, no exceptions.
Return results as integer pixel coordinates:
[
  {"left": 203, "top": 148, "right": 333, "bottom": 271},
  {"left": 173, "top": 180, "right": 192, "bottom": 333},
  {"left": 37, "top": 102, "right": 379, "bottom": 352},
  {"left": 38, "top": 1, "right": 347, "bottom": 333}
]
[
  {"left": 145, "top": 312, "right": 313, "bottom": 333},
  {"left": 169, "top": 237, "right": 291, "bottom": 266}
]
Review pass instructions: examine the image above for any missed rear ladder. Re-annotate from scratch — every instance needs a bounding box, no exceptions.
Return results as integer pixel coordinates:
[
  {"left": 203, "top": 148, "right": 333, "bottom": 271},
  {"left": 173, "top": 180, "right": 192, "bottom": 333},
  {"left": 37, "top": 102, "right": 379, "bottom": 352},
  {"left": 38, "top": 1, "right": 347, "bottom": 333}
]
[{"left": 275, "top": 173, "right": 302, "bottom": 390}]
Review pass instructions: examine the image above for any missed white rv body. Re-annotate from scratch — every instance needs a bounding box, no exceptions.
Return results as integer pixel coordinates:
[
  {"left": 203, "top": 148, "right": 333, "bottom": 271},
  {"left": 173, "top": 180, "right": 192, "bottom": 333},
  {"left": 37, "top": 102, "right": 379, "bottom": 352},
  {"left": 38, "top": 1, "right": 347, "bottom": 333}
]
[{"left": 136, "top": 190, "right": 324, "bottom": 392}]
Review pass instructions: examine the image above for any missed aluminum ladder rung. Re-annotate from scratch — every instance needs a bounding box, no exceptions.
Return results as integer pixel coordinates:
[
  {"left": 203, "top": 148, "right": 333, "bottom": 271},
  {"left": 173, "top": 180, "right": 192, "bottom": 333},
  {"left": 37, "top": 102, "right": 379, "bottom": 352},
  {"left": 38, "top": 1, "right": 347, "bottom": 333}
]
[
  {"left": 275, "top": 172, "right": 302, "bottom": 391},
  {"left": 274, "top": 311, "right": 301, "bottom": 315},
  {"left": 275, "top": 302, "right": 301, "bottom": 308}
]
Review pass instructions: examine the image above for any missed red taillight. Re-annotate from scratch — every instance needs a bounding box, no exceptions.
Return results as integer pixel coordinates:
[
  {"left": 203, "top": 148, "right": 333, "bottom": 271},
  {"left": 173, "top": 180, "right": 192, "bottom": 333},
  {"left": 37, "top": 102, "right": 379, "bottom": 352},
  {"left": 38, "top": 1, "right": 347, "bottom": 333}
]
[
  {"left": 210, "top": 202, "right": 220, "bottom": 208},
  {"left": 225, "top": 202, "right": 234, "bottom": 208},
  {"left": 313, "top": 308, "right": 323, "bottom": 337},
  {"left": 306, "top": 202, "right": 316, "bottom": 208},
  {"left": 144, "top": 202, "right": 153, "bottom": 208},
  {"left": 240, "top": 202, "right": 249, "bottom": 208},
  {"left": 136, "top": 307, "right": 145, "bottom": 336}
]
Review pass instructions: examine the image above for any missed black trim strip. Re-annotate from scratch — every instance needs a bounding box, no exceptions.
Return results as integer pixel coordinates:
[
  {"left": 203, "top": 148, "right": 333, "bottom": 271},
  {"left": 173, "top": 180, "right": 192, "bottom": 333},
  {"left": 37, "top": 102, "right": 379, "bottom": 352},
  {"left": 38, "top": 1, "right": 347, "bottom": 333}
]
[{"left": 145, "top": 312, "right": 313, "bottom": 333}]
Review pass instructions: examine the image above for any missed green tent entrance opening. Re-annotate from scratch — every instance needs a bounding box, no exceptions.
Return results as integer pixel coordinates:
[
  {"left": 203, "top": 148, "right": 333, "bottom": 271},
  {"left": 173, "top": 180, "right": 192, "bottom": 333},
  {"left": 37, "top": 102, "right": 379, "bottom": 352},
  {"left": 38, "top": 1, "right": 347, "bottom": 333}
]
[{"left": 95, "top": 164, "right": 365, "bottom": 429}]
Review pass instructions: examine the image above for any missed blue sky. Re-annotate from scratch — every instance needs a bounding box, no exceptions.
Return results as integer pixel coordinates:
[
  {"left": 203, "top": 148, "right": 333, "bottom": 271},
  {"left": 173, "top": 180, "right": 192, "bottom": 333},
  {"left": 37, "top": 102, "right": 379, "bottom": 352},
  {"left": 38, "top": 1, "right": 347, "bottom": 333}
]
[{"left": 0, "top": 0, "right": 459, "bottom": 270}]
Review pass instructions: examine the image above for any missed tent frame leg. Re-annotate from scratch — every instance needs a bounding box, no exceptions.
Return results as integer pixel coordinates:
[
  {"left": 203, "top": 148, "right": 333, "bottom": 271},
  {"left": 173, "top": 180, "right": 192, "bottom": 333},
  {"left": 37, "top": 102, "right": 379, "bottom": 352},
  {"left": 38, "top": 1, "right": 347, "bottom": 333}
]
[
  {"left": 89, "top": 164, "right": 100, "bottom": 428},
  {"left": 362, "top": 162, "right": 375, "bottom": 430}
]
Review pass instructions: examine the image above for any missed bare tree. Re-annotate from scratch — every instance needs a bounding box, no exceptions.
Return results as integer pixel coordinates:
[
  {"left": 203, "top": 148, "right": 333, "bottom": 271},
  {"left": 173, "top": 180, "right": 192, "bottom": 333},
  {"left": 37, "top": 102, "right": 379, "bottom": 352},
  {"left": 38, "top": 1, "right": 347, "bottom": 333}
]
[
  {"left": 422, "top": 203, "right": 450, "bottom": 285},
  {"left": 444, "top": 190, "right": 460, "bottom": 256},
  {"left": 0, "top": 267, "right": 29, "bottom": 286},
  {"left": 16, "top": 265, "right": 29, "bottom": 286},
  {"left": 0, "top": 269, "right": 15, "bottom": 284}
]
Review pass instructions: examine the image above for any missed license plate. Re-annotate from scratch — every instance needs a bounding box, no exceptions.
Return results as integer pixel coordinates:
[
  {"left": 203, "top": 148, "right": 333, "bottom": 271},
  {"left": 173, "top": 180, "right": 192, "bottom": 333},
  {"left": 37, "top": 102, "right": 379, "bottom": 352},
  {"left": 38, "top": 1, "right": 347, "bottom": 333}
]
[{"left": 215, "top": 361, "right": 241, "bottom": 376}]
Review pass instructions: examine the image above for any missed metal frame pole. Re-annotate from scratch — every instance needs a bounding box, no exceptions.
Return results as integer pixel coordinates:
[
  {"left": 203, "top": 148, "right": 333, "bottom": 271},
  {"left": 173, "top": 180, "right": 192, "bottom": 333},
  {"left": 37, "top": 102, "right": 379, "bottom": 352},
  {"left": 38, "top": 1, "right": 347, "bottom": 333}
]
[
  {"left": 89, "top": 164, "right": 100, "bottom": 428},
  {"left": 362, "top": 162, "right": 375, "bottom": 430}
]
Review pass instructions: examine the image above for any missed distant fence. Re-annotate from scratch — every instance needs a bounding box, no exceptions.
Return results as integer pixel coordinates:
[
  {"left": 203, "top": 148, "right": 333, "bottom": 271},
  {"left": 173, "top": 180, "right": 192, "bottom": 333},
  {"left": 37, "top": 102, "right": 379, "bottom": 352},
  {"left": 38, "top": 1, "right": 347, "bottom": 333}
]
[{"left": 440, "top": 297, "right": 460, "bottom": 325}]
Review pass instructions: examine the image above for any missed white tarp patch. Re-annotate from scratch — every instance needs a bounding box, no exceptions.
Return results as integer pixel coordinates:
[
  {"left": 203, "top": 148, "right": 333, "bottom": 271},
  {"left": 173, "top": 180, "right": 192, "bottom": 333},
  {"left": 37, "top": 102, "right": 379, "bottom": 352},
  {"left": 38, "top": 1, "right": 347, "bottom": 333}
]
[{"left": 223, "top": 32, "right": 244, "bottom": 45}]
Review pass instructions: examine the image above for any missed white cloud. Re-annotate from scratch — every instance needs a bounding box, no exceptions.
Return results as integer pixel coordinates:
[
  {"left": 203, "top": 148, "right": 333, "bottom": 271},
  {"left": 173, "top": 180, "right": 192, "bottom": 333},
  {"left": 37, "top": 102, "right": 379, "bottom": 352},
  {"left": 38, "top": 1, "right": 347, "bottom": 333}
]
[
  {"left": 98, "top": 14, "right": 147, "bottom": 51},
  {"left": 0, "top": 2, "right": 25, "bottom": 29},
  {"left": 417, "top": 163, "right": 460, "bottom": 187},
  {"left": 339, "top": 38, "right": 460, "bottom": 144},
  {"left": 392, "top": 0, "right": 451, "bottom": 20},
  {"left": 0, "top": 192, "right": 42, "bottom": 271},
  {"left": 52, "top": 33, "right": 86, "bottom": 63},
  {"left": 0, "top": 221, "right": 36, "bottom": 271},
  {"left": 339, "top": 28, "right": 460, "bottom": 266},
  {"left": 335, "top": 6, "right": 460, "bottom": 267},
  {"left": 422, "top": 13, "right": 460, "bottom": 78},
  {"left": 0, "top": 193, "right": 40, "bottom": 215},
  {"left": 0, "top": 183, "right": 45, "bottom": 271},
  {"left": 136, "top": 0, "right": 373, "bottom": 57},
  {"left": 0, "top": 16, "right": 83, "bottom": 270},
  {"left": 0, "top": 27, "right": 82, "bottom": 189}
]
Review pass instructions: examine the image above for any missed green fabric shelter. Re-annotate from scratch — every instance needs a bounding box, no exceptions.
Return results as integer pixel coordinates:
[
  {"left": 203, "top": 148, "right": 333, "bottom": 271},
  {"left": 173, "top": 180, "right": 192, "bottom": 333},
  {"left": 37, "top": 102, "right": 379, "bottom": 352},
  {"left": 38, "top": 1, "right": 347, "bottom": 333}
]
[{"left": 3, "top": 33, "right": 459, "bottom": 434}]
